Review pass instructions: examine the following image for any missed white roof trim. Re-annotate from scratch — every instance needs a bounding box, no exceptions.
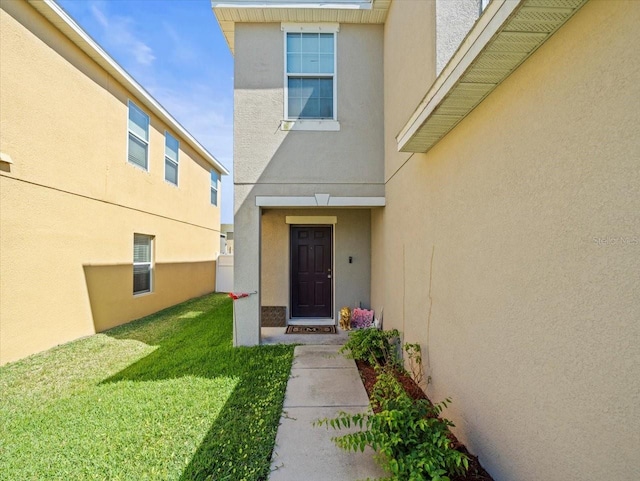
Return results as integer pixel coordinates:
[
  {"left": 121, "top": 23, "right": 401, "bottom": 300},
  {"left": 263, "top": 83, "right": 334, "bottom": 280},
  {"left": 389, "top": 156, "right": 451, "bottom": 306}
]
[
  {"left": 256, "top": 195, "right": 385, "bottom": 207},
  {"left": 211, "top": 0, "right": 390, "bottom": 52},
  {"left": 28, "top": 0, "right": 229, "bottom": 175},
  {"left": 281, "top": 22, "right": 340, "bottom": 32},
  {"left": 397, "top": 0, "right": 588, "bottom": 153},
  {"left": 212, "top": 0, "right": 373, "bottom": 10}
]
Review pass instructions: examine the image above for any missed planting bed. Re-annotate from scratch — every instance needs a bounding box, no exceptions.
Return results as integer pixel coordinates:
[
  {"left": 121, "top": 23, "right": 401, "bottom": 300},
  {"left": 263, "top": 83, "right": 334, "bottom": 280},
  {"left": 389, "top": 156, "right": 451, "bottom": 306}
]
[{"left": 356, "top": 360, "right": 494, "bottom": 481}]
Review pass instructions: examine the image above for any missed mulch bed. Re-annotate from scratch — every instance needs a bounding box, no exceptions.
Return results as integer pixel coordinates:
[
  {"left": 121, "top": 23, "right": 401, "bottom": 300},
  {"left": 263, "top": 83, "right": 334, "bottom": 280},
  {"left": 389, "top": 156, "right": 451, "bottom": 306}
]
[{"left": 356, "top": 360, "right": 494, "bottom": 481}]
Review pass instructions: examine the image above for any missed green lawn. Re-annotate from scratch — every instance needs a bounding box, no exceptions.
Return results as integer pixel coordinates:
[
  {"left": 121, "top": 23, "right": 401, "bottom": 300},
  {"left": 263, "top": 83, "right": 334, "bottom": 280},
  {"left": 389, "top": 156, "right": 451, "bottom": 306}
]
[{"left": 0, "top": 293, "right": 295, "bottom": 481}]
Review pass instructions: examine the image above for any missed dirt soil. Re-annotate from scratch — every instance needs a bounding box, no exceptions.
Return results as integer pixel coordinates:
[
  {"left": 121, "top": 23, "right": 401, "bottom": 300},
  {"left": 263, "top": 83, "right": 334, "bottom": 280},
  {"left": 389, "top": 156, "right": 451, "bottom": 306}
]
[{"left": 356, "top": 360, "right": 494, "bottom": 481}]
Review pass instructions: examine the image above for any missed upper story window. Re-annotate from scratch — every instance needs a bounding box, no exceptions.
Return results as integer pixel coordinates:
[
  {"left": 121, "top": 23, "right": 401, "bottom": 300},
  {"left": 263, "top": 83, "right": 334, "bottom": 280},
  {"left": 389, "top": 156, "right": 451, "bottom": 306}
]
[
  {"left": 127, "top": 101, "right": 149, "bottom": 170},
  {"left": 282, "top": 23, "right": 340, "bottom": 131},
  {"left": 210, "top": 170, "right": 219, "bottom": 206},
  {"left": 164, "top": 132, "right": 179, "bottom": 185}
]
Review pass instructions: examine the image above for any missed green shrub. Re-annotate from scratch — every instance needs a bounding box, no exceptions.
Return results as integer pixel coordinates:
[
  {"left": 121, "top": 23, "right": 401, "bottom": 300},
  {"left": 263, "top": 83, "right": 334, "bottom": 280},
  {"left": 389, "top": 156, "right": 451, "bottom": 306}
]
[
  {"left": 404, "top": 342, "right": 424, "bottom": 385},
  {"left": 317, "top": 367, "right": 469, "bottom": 481},
  {"left": 339, "top": 328, "right": 402, "bottom": 367}
]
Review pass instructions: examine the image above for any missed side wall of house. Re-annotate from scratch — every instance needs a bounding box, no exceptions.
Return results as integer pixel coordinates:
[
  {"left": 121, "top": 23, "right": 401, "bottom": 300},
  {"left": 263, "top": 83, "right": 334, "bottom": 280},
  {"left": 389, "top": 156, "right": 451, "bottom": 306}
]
[
  {"left": 0, "top": 1, "right": 221, "bottom": 364},
  {"left": 373, "top": 0, "right": 640, "bottom": 480},
  {"left": 234, "top": 22, "right": 384, "bottom": 186},
  {"left": 233, "top": 22, "right": 384, "bottom": 343}
]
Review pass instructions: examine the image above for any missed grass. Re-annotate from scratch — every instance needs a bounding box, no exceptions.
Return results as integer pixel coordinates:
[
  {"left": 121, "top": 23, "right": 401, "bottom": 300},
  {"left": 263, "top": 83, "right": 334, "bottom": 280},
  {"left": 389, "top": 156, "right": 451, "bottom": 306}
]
[{"left": 0, "top": 293, "right": 295, "bottom": 481}]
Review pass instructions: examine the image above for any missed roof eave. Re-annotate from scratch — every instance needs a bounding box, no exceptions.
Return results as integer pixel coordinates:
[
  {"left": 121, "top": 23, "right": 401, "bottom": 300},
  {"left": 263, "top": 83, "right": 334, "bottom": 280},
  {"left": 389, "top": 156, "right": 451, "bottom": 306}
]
[
  {"left": 397, "top": 0, "right": 589, "bottom": 154},
  {"left": 211, "top": 0, "right": 390, "bottom": 53}
]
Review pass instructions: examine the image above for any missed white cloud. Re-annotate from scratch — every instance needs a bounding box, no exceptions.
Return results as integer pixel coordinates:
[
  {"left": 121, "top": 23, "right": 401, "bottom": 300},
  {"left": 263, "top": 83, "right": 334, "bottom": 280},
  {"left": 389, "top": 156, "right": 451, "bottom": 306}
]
[
  {"left": 162, "top": 22, "right": 198, "bottom": 65},
  {"left": 146, "top": 83, "right": 233, "bottom": 161},
  {"left": 89, "top": 2, "right": 155, "bottom": 67},
  {"left": 144, "top": 81, "right": 234, "bottom": 222}
]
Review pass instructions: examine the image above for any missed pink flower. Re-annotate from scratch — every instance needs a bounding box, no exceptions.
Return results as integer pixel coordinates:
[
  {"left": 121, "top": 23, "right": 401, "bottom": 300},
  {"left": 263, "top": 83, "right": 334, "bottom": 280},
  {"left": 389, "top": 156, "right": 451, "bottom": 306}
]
[{"left": 351, "top": 308, "right": 374, "bottom": 329}]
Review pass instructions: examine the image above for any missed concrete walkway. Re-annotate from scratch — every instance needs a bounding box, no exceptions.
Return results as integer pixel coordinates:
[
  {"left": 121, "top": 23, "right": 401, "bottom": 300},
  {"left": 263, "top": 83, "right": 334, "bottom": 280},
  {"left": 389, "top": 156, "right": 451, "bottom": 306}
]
[{"left": 269, "top": 345, "right": 386, "bottom": 481}]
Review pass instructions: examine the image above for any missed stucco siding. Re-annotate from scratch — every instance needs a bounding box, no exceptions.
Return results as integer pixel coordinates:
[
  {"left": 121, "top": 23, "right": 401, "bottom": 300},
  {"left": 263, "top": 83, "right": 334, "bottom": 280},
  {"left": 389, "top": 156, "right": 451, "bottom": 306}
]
[
  {"left": 233, "top": 20, "right": 385, "bottom": 344},
  {"left": 375, "top": 1, "right": 640, "bottom": 480},
  {"left": 261, "top": 209, "right": 372, "bottom": 320},
  {"left": 0, "top": 1, "right": 221, "bottom": 364},
  {"left": 1, "top": 1, "right": 220, "bottom": 229},
  {"left": 436, "top": 0, "right": 480, "bottom": 75},
  {"left": 383, "top": 0, "right": 436, "bottom": 184},
  {"left": 234, "top": 22, "right": 384, "bottom": 186}
]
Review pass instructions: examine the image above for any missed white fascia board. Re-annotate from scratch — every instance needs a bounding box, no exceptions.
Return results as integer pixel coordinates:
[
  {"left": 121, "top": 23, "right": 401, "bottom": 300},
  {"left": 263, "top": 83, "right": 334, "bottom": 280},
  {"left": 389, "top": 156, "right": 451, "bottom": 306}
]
[
  {"left": 280, "top": 120, "right": 340, "bottom": 131},
  {"left": 396, "top": 0, "right": 589, "bottom": 153},
  {"left": 329, "top": 196, "right": 385, "bottom": 207},
  {"left": 396, "top": 0, "right": 521, "bottom": 150},
  {"left": 30, "top": 0, "right": 229, "bottom": 176},
  {"left": 256, "top": 195, "right": 385, "bottom": 207},
  {"left": 211, "top": 0, "right": 373, "bottom": 10},
  {"left": 281, "top": 22, "right": 340, "bottom": 32},
  {"left": 256, "top": 196, "right": 318, "bottom": 207}
]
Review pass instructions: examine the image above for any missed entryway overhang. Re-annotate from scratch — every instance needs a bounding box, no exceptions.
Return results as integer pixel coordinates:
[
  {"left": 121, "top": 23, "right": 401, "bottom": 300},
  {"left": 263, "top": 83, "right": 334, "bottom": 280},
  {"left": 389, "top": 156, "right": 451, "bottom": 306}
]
[
  {"left": 256, "top": 194, "right": 385, "bottom": 207},
  {"left": 397, "top": 0, "right": 589, "bottom": 154},
  {"left": 211, "top": 0, "right": 391, "bottom": 53}
]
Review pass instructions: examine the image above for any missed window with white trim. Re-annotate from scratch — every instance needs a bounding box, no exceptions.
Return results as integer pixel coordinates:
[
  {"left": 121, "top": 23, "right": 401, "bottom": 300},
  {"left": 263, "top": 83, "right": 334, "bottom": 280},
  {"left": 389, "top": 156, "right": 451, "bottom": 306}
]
[
  {"left": 133, "top": 234, "right": 153, "bottom": 295},
  {"left": 284, "top": 25, "right": 337, "bottom": 121},
  {"left": 164, "top": 132, "right": 179, "bottom": 185},
  {"left": 210, "top": 170, "right": 219, "bottom": 206},
  {"left": 127, "top": 101, "right": 149, "bottom": 170}
]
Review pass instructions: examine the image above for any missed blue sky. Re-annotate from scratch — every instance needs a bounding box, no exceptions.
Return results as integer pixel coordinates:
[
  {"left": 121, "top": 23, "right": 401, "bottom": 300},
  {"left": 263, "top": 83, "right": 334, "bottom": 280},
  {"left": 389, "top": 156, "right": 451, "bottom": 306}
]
[{"left": 57, "top": 0, "right": 235, "bottom": 224}]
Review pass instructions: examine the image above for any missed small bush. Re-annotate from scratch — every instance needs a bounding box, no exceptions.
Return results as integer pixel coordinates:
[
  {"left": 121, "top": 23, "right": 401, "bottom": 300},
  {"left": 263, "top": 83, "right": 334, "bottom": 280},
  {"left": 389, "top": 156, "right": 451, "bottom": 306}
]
[
  {"left": 317, "top": 367, "right": 469, "bottom": 481},
  {"left": 339, "top": 328, "right": 401, "bottom": 367}
]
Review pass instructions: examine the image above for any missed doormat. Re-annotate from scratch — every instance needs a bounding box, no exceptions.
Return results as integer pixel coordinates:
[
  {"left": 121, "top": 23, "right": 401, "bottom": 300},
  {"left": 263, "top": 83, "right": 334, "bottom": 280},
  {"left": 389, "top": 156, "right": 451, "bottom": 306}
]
[{"left": 285, "top": 325, "right": 337, "bottom": 334}]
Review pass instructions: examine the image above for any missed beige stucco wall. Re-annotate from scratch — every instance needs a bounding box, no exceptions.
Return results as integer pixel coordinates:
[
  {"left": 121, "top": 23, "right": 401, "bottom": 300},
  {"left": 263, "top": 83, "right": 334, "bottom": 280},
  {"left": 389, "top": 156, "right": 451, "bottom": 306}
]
[
  {"left": 0, "top": 1, "right": 221, "bottom": 364},
  {"left": 261, "top": 209, "right": 372, "bottom": 320},
  {"left": 234, "top": 22, "right": 384, "bottom": 186},
  {"left": 374, "top": 1, "right": 640, "bottom": 480},
  {"left": 232, "top": 21, "right": 384, "bottom": 343}
]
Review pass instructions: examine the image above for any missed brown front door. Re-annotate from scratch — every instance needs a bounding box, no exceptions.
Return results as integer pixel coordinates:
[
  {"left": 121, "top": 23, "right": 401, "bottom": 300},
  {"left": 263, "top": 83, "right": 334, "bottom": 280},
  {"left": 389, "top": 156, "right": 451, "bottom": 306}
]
[{"left": 290, "top": 226, "right": 332, "bottom": 318}]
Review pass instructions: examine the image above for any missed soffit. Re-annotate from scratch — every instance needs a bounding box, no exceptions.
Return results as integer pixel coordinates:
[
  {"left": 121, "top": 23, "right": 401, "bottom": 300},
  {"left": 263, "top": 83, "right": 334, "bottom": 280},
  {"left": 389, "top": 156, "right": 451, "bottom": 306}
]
[
  {"left": 397, "top": 0, "right": 589, "bottom": 154},
  {"left": 211, "top": 0, "right": 391, "bottom": 53},
  {"left": 27, "top": 0, "right": 229, "bottom": 174}
]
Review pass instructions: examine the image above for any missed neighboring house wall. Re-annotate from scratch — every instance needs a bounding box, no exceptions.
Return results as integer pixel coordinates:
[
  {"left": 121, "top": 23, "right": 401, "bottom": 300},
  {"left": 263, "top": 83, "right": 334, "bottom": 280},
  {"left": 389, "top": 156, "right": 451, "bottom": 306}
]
[
  {"left": 373, "top": 1, "right": 640, "bottom": 480},
  {"left": 232, "top": 21, "right": 384, "bottom": 343},
  {"left": 0, "top": 1, "right": 224, "bottom": 364}
]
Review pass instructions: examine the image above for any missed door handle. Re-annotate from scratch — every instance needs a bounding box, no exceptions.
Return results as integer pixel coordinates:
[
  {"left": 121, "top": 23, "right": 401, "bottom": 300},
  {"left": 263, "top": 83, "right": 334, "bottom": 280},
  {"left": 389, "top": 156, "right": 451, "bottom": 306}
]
[{"left": 327, "top": 274, "right": 332, "bottom": 279}]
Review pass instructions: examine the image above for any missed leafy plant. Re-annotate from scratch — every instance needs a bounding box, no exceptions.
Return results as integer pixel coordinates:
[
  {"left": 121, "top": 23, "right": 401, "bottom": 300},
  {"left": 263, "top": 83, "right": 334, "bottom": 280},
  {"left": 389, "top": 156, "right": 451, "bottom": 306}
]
[
  {"left": 404, "top": 342, "right": 424, "bottom": 385},
  {"left": 340, "top": 328, "right": 402, "bottom": 367},
  {"left": 317, "top": 368, "right": 469, "bottom": 481}
]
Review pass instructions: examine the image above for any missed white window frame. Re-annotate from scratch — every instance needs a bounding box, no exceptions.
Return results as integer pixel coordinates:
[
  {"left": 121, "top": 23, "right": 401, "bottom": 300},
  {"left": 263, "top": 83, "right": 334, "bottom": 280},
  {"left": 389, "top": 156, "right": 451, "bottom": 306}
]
[
  {"left": 133, "top": 234, "right": 154, "bottom": 296},
  {"left": 210, "top": 169, "right": 219, "bottom": 206},
  {"left": 127, "top": 100, "right": 150, "bottom": 171},
  {"left": 281, "top": 23, "right": 340, "bottom": 132},
  {"left": 164, "top": 131, "right": 179, "bottom": 186}
]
